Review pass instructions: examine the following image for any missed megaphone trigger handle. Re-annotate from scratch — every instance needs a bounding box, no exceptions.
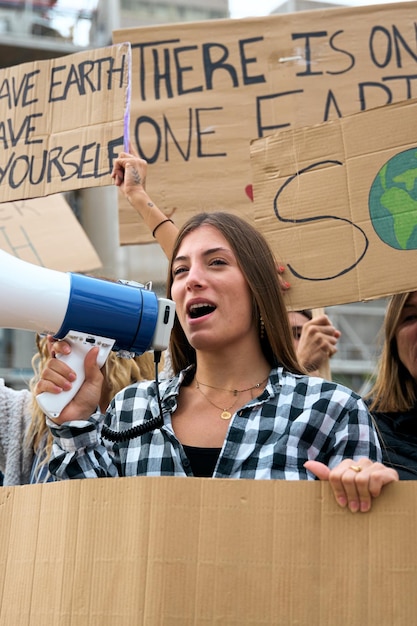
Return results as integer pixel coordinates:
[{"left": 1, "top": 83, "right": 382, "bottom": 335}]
[
  {"left": 151, "top": 298, "right": 176, "bottom": 351},
  {"left": 36, "top": 331, "right": 115, "bottom": 420}
]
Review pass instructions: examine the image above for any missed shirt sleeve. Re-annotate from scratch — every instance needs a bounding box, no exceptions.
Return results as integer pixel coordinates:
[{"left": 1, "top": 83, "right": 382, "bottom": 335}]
[
  {"left": 322, "top": 390, "right": 382, "bottom": 468},
  {"left": 47, "top": 413, "right": 119, "bottom": 479}
]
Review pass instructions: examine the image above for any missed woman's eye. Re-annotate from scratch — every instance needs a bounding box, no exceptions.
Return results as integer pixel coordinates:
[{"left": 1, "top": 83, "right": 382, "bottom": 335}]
[
  {"left": 210, "top": 258, "right": 227, "bottom": 266},
  {"left": 401, "top": 314, "right": 417, "bottom": 325},
  {"left": 292, "top": 327, "right": 302, "bottom": 340},
  {"left": 172, "top": 266, "right": 188, "bottom": 276}
]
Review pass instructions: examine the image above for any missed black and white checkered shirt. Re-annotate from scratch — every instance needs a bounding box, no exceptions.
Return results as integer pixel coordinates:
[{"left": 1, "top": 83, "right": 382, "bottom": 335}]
[{"left": 48, "top": 366, "right": 381, "bottom": 480}]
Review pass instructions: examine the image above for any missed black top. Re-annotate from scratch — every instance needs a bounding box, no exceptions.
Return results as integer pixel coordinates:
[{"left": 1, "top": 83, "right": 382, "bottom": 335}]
[
  {"left": 371, "top": 407, "right": 417, "bottom": 480},
  {"left": 182, "top": 445, "right": 222, "bottom": 477}
]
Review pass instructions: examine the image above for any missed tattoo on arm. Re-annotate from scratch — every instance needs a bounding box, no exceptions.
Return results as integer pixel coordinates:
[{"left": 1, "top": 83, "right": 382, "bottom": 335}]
[
  {"left": 132, "top": 168, "right": 142, "bottom": 185},
  {"left": 147, "top": 202, "right": 154, "bottom": 207}
]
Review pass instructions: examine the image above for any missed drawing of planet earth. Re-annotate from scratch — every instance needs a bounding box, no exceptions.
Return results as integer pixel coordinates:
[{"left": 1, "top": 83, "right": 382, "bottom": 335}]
[{"left": 369, "top": 147, "right": 417, "bottom": 250}]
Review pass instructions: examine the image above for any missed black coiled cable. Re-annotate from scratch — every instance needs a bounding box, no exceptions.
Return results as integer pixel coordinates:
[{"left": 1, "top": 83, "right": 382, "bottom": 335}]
[{"left": 101, "top": 351, "right": 164, "bottom": 442}]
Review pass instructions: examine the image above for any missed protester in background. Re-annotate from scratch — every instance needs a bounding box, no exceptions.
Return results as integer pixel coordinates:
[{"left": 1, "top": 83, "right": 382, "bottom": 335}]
[
  {"left": 288, "top": 309, "right": 341, "bottom": 377},
  {"left": 0, "top": 334, "right": 160, "bottom": 485},
  {"left": 37, "top": 209, "right": 398, "bottom": 513},
  {"left": 366, "top": 290, "right": 417, "bottom": 479}
]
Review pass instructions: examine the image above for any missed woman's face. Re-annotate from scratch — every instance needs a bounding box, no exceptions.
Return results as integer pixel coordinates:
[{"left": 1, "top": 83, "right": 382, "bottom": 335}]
[
  {"left": 395, "top": 291, "right": 417, "bottom": 381},
  {"left": 170, "top": 224, "right": 255, "bottom": 353},
  {"left": 287, "top": 311, "right": 310, "bottom": 350}
]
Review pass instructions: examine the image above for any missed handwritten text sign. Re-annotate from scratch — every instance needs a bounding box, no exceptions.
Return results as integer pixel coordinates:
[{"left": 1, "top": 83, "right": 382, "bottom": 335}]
[
  {"left": 0, "top": 194, "right": 101, "bottom": 271},
  {"left": 113, "top": 2, "right": 417, "bottom": 245},
  {"left": 250, "top": 98, "right": 417, "bottom": 310},
  {"left": 0, "top": 43, "right": 131, "bottom": 202}
]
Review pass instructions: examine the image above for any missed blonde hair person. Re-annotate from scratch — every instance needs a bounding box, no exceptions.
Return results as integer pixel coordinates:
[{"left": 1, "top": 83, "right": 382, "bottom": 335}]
[
  {"left": 366, "top": 291, "right": 417, "bottom": 479},
  {"left": 0, "top": 334, "right": 161, "bottom": 485}
]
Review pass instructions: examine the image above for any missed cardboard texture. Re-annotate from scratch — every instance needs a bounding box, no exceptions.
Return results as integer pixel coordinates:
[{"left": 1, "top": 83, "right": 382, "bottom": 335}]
[
  {"left": 0, "top": 194, "right": 102, "bottom": 272},
  {"left": 0, "top": 43, "right": 131, "bottom": 203},
  {"left": 250, "top": 97, "right": 417, "bottom": 311},
  {"left": 0, "top": 476, "right": 416, "bottom": 625},
  {"left": 113, "top": 1, "right": 417, "bottom": 246}
]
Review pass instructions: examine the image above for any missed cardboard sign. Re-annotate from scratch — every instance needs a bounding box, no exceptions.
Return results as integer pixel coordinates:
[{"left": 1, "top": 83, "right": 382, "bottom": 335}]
[
  {"left": 113, "top": 1, "right": 417, "bottom": 245},
  {"left": 251, "top": 97, "right": 417, "bottom": 310},
  {"left": 0, "top": 477, "right": 416, "bottom": 624},
  {"left": 0, "top": 43, "right": 131, "bottom": 203},
  {"left": 0, "top": 194, "right": 101, "bottom": 272}
]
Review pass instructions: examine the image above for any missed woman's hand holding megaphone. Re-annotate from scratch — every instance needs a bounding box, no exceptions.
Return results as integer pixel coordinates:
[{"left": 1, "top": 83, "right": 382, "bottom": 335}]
[{"left": 35, "top": 337, "right": 104, "bottom": 424}]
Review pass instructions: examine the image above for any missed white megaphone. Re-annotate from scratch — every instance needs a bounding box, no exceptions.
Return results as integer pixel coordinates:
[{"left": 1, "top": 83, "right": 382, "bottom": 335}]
[{"left": 0, "top": 249, "right": 176, "bottom": 419}]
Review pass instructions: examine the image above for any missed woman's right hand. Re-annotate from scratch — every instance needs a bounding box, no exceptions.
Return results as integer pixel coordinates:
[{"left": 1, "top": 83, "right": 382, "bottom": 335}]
[
  {"left": 35, "top": 338, "right": 104, "bottom": 424},
  {"left": 111, "top": 144, "right": 148, "bottom": 206},
  {"left": 111, "top": 143, "right": 178, "bottom": 259}
]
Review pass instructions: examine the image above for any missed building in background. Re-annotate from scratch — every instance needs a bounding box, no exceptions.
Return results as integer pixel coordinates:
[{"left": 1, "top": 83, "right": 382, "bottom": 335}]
[
  {"left": 270, "top": 0, "right": 345, "bottom": 11},
  {"left": 119, "top": 0, "right": 227, "bottom": 28},
  {"left": 0, "top": 0, "right": 386, "bottom": 394},
  {"left": 0, "top": 0, "right": 229, "bottom": 68}
]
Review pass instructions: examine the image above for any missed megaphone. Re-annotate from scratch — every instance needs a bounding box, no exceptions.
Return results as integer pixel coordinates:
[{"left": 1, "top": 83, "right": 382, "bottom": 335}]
[{"left": 0, "top": 249, "right": 176, "bottom": 419}]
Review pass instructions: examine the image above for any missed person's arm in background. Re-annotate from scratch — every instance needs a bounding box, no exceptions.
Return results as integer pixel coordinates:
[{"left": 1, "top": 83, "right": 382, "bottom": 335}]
[
  {"left": 0, "top": 379, "right": 33, "bottom": 485},
  {"left": 296, "top": 314, "right": 341, "bottom": 377},
  {"left": 111, "top": 147, "right": 178, "bottom": 259}
]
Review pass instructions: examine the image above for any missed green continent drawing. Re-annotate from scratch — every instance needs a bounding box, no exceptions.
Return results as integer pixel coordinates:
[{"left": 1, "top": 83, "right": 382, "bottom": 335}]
[{"left": 369, "top": 148, "right": 417, "bottom": 250}]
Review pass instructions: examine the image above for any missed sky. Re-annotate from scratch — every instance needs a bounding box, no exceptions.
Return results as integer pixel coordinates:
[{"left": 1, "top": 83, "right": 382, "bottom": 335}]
[{"left": 228, "top": 0, "right": 414, "bottom": 19}]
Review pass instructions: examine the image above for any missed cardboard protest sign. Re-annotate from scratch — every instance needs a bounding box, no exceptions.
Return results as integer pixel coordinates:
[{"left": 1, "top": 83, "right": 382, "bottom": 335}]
[
  {"left": 0, "top": 194, "right": 102, "bottom": 271},
  {"left": 0, "top": 43, "right": 131, "bottom": 203},
  {"left": 113, "top": 1, "right": 417, "bottom": 245},
  {"left": 1, "top": 477, "right": 417, "bottom": 625},
  {"left": 250, "top": 97, "right": 417, "bottom": 311}
]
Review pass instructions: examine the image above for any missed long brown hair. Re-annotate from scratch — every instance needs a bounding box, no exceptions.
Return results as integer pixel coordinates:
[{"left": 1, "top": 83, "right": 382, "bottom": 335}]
[
  {"left": 366, "top": 291, "right": 417, "bottom": 413},
  {"left": 166, "top": 211, "right": 302, "bottom": 376}
]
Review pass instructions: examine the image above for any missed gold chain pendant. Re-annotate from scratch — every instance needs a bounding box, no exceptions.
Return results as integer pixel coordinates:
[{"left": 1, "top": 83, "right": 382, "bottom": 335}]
[{"left": 220, "top": 410, "right": 232, "bottom": 420}]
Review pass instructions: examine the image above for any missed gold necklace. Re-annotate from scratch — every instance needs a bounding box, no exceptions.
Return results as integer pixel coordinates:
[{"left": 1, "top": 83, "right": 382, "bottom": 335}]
[
  {"left": 196, "top": 375, "right": 269, "bottom": 397},
  {"left": 195, "top": 380, "right": 237, "bottom": 420}
]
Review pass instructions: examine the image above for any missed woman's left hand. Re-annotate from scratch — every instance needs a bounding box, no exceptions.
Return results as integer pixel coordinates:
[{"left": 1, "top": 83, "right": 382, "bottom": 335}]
[{"left": 304, "top": 458, "right": 399, "bottom": 513}]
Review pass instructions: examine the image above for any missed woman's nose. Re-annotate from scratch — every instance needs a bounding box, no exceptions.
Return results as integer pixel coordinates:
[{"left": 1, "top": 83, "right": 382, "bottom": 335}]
[{"left": 185, "top": 264, "right": 204, "bottom": 289}]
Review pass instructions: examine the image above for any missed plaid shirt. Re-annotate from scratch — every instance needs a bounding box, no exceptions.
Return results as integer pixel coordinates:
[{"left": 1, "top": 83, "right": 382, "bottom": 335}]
[{"left": 48, "top": 366, "right": 381, "bottom": 480}]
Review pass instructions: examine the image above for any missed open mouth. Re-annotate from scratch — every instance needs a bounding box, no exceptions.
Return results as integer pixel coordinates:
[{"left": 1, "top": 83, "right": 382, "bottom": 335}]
[{"left": 188, "top": 303, "right": 216, "bottom": 319}]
